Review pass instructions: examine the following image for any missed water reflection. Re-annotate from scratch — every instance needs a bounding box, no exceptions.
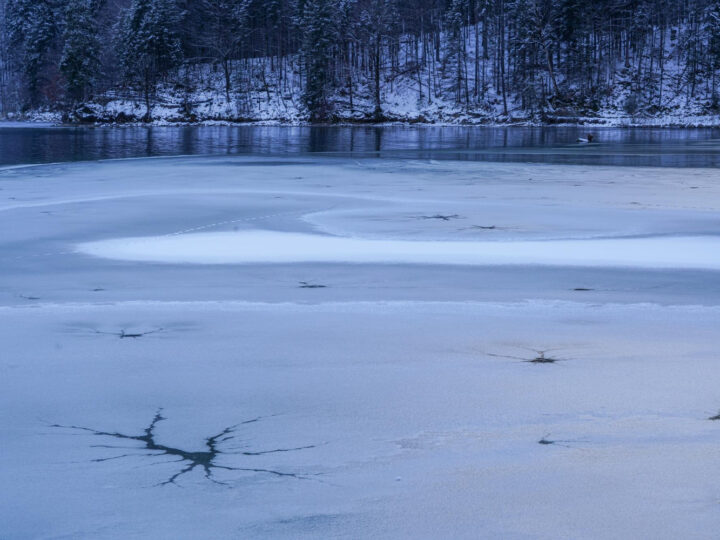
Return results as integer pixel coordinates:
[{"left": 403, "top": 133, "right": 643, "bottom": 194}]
[{"left": 1, "top": 125, "right": 720, "bottom": 167}]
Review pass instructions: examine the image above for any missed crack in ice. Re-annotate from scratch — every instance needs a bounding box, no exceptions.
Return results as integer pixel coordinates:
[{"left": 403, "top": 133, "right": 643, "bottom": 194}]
[{"left": 51, "top": 410, "right": 317, "bottom": 486}]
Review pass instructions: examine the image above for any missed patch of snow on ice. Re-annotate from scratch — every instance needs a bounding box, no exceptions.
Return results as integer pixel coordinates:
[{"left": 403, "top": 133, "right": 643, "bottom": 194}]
[{"left": 77, "top": 230, "right": 720, "bottom": 270}]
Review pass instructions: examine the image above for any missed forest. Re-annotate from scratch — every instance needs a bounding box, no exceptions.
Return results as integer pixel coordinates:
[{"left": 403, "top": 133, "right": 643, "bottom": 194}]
[{"left": 2, "top": 0, "right": 720, "bottom": 124}]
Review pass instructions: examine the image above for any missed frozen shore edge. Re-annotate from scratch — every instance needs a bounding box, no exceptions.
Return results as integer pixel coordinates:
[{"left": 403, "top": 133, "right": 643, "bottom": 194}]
[{"left": 5, "top": 116, "right": 720, "bottom": 128}]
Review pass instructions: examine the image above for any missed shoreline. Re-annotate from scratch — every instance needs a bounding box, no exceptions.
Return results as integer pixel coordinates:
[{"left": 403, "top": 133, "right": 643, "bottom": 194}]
[{"left": 3, "top": 115, "right": 720, "bottom": 129}]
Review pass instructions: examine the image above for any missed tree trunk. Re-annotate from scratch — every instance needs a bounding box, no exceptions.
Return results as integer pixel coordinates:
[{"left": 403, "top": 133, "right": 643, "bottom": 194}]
[
  {"left": 546, "top": 48, "right": 559, "bottom": 96},
  {"left": 374, "top": 34, "right": 382, "bottom": 120},
  {"left": 222, "top": 58, "right": 232, "bottom": 102}
]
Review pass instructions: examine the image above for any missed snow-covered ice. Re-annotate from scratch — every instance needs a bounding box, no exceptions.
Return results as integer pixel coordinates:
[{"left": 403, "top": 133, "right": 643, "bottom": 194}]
[
  {"left": 79, "top": 230, "right": 720, "bottom": 269},
  {"left": 2, "top": 156, "right": 720, "bottom": 539}
]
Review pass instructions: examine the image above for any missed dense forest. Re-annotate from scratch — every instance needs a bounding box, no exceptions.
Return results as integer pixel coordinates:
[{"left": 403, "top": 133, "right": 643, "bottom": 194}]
[{"left": 2, "top": 0, "right": 720, "bottom": 124}]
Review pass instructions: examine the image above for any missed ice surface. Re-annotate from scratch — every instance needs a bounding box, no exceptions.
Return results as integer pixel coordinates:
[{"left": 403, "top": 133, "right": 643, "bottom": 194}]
[{"left": 2, "top": 156, "right": 720, "bottom": 539}]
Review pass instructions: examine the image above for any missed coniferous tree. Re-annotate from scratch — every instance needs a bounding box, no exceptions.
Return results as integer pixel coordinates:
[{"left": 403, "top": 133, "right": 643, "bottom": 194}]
[
  {"left": 118, "top": 0, "right": 184, "bottom": 120},
  {"left": 0, "top": 0, "right": 12, "bottom": 114},
  {"left": 5, "top": 0, "right": 58, "bottom": 107},
  {"left": 61, "top": 0, "right": 102, "bottom": 104},
  {"left": 444, "top": 0, "right": 469, "bottom": 106},
  {"left": 706, "top": 0, "right": 720, "bottom": 105},
  {"left": 301, "top": 0, "right": 338, "bottom": 120}
]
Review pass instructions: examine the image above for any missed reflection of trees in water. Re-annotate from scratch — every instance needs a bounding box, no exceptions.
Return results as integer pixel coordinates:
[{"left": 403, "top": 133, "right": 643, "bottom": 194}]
[{"left": 3, "top": 127, "right": 720, "bottom": 168}]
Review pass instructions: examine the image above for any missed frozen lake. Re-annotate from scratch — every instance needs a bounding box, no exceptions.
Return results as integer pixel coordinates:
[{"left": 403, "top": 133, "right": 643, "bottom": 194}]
[{"left": 2, "top": 128, "right": 720, "bottom": 539}]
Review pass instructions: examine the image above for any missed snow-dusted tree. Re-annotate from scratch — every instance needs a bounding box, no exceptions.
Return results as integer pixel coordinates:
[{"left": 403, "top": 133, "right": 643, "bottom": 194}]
[
  {"left": 301, "top": 0, "right": 338, "bottom": 121},
  {"left": 706, "top": 0, "right": 720, "bottom": 104},
  {"left": 61, "top": 0, "right": 101, "bottom": 103},
  {"left": 508, "top": 0, "right": 560, "bottom": 113},
  {"left": 5, "top": 0, "right": 58, "bottom": 107},
  {"left": 195, "top": 0, "right": 251, "bottom": 101},
  {"left": 508, "top": 0, "right": 538, "bottom": 111},
  {"left": 117, "top": 0, "right": 184, "bottom": 120},
  {"left": 359, "top": 0, "right": 400, "bottom": 119},
  {"left": 444, "top": 0, "right": 469, "bottom": 106},
  {"left": 680, "top": 0, "right": 705, "bottom": 101},
  {"left": 0, "top": 0, "right": 12, "bottom": 114}
]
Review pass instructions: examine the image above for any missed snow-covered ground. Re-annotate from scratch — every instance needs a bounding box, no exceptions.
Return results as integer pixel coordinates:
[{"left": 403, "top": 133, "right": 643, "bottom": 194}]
[
  {"left": 25, "top": 28, "right": 719, "bottom": 128},
  {"left": 2, "top": 156, "right": 720, "bottom": 538},
  {"left": 49, "top": 33, "right": 720, "bottom": 127}
]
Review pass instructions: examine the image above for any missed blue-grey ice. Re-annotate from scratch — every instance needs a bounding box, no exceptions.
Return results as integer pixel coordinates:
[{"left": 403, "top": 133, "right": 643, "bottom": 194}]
[{"left": 2, "top": 156, "right": 720, "bottom": 539}]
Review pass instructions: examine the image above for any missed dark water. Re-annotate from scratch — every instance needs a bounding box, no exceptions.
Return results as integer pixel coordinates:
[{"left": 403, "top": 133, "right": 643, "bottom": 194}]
[{"left": 1, "top": 124, "right": 720, "bottom": 167}]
